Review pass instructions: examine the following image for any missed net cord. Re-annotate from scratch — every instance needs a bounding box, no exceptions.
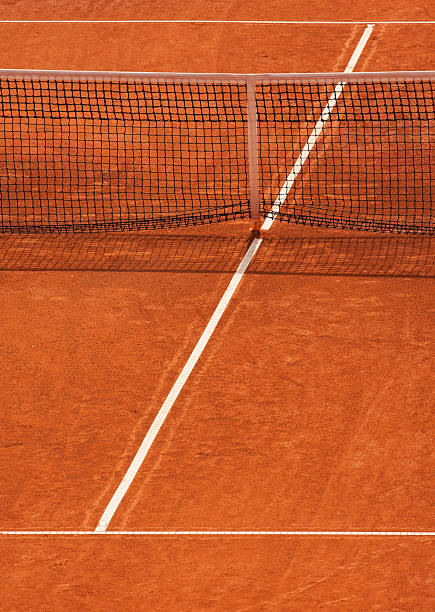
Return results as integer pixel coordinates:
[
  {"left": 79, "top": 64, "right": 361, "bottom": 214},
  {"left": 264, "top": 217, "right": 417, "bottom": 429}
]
[{"left": 0, "top": 68, "right": 434, "bottom": 83}]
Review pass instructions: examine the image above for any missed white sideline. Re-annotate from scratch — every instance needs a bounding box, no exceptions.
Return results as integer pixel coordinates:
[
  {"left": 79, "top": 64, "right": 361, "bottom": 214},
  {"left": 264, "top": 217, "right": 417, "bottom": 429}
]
[
  {"left": 95, "top": 23, "right": 374, "bottom": 532},
  {"left": 1, "top": 530, "right": 434, "bottom": 536},
  {"left": 0, "top": 20, "right": 433, "bottom": 24},
  {"left": 95, "top": 237, "right": 263, "bottom": 532},
  {"left": 261, "top": 24, "right": 374, "bottom": 231}
]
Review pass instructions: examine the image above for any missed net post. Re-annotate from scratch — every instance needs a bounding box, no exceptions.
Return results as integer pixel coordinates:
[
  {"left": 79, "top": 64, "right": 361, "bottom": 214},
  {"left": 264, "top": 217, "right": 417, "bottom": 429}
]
[{"left": 246, "top": 77, "right": 260, "bottom": 235}]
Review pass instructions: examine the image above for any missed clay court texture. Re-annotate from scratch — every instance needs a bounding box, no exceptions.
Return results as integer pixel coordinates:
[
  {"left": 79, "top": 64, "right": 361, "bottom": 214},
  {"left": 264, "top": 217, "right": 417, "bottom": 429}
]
[{"left": 0, "top": 2, "right": 434, "bottom": 610}]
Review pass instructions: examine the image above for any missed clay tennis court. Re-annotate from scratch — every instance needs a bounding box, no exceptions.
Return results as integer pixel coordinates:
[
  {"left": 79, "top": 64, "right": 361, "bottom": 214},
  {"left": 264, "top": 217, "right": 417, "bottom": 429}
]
[{"left": 0, "top": 2, "right": 434, "bottom": 610}]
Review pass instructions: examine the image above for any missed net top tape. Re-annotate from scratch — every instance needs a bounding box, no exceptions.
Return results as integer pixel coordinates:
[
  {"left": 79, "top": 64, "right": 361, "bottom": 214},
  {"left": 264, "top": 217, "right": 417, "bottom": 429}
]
[{"left": 0, "top": 68, "right": 434, "bottom": 84}]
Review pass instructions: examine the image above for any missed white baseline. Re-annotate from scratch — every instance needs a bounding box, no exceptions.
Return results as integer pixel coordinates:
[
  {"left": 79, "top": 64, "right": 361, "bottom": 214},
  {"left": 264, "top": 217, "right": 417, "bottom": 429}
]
[
  {"left": 0, "top": 20, "right": 434, "bottom": 24},
  {"left": 1, "top": 530, "right": 433, "bottom": 536}
]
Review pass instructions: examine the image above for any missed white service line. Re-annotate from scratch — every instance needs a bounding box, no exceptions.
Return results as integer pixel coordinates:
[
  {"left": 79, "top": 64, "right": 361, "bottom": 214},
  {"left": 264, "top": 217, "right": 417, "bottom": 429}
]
[
  {"left": 0, "top": 20, "right": 433, "bottom": 24},
  {"left": 261, "top": 23, "right": 374, "bottom": 231},
  {"left": 1, "top": 530, "right": 434, "bottom": 536},
  {"left": 95, "top": 237, "right": 263, "bottom": 532},
  {"left": 95, "top": 23, "right": 374, "bottom": 533}
]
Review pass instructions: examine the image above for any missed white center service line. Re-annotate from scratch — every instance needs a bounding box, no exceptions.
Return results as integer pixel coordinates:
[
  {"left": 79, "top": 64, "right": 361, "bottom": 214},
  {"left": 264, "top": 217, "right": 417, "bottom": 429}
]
[
  {"left": 261, "top": 24, "right": 374, "bottom": 231},
  {"left": 95, "top": 24, "right": 374, "bottom": 533},
  {"left": 95, "top": 237, "right": 263, "bottom": 531}
]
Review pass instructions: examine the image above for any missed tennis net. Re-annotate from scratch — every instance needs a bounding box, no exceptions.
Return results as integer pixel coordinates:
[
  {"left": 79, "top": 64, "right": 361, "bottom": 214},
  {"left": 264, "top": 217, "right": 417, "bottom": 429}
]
[{"left": 0, "top": 69, "right": 433, "bottom": 234}]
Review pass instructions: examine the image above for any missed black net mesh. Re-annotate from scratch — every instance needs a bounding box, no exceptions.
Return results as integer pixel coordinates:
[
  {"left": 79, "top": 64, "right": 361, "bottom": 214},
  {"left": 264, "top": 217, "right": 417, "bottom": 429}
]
[
  {"left": 0, "top": 77, "right": 249, "bottom": 232},
  {"left": 258, "top": 78, "right": 434, "bottom": 234},
  {"left": 0, "top": 73, "right": 433, "bottom": 234}
]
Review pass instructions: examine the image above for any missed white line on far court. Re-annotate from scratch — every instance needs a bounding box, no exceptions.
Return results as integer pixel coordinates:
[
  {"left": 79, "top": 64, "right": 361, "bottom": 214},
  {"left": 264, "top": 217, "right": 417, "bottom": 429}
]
[
  {"left": 1, "top": 530, "right": 434, "bottom": 536},
  {"left": 261, "top": 23, "right": 374, "bottom": 231},
  {"left": 0, "top": 20, "right": 434, "bottom": 24},
  {"left": 95, "top": 237, "right": 263, "bottom": 532},
  {"left": 95, "top": 22, "right": 375, "bottom": 533}
]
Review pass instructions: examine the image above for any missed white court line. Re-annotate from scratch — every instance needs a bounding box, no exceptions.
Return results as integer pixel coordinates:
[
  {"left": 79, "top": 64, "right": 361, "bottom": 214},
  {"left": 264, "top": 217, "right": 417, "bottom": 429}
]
[
  {"left": 95, "top": 237, "right": 263, "bottom": 532},
  {"left": 1, "top": 531, "right": 434, "bottom": 536},
  {"left": 0, "top": 20, "right": 434, "bottom": 24},
  {"left": 261, "top": 24, "right": 374, "bottom": 231},
  {"left": 94, "top": 22, "right": 375, "bottom": 533}
]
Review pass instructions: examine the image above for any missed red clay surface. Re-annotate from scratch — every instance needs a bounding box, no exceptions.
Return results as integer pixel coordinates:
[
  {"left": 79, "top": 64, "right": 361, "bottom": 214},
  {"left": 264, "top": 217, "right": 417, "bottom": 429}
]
[
  {"left": 0, "top": 243, "right": 243, "bottom": 529},
  {"left": 1, "top": 536, "right": 433, "bottom": 611},
  {"left": 0, "top": 10, "right": 434, "bottom": 612},
  {"left": 1, "top": 0, "right": 434, "bottom": 21},
  {"left": 0, "top": 23, "right": 364, "bottom": 72},
  {"left": 110, "top": 244, "right": 433, "bottom": 531}
]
